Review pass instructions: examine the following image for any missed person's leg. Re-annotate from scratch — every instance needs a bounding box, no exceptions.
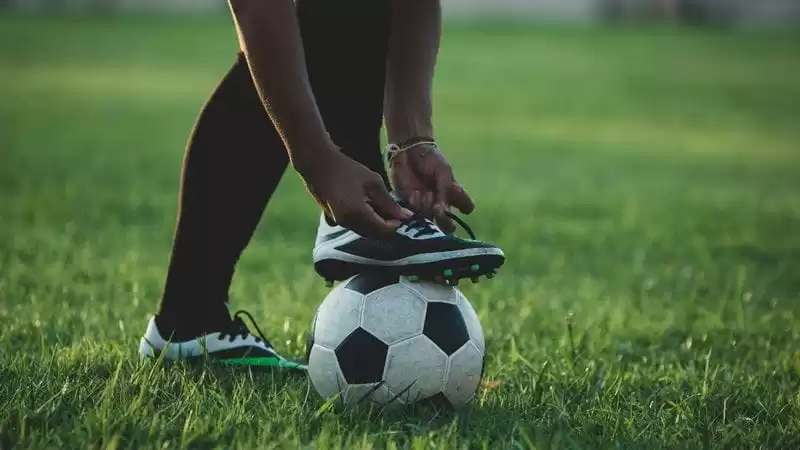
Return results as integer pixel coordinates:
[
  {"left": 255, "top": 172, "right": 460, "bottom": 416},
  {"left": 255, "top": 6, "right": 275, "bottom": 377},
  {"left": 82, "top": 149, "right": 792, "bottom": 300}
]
[
  {"left": 155, "top": 0, "right": 393, "bottom": 339},
  {"left": 297, "top": 0, "right": 392, "bottom": 187},
  {"left": 156, "top": 54, "right": 289, "bottom": 340}
]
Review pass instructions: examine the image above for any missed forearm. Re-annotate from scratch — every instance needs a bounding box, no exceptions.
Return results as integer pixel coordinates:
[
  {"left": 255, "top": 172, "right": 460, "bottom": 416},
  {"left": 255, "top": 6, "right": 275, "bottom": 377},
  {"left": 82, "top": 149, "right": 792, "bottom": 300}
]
[
  {"left": 228, "top": 0, "right": 336, "bottom": 173},
  {"left": 384, "top": 0, "right": 441, "bottom": 144}
]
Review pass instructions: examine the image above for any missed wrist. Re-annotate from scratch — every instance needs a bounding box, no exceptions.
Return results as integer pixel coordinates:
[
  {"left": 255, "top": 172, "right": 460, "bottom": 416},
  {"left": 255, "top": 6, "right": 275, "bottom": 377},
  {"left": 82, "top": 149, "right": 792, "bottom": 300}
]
[
  {"left": 391, "top": 136, "right": 435, "bottom": 147},
  {"left": 289, "top": 134, "right": 340, "bottom": 177},
  {"left": 385, "top": 115, "right": 434, "bottom": 145},
  {"left": 386, "top": 137, "right": 439, "bottom": 165}
]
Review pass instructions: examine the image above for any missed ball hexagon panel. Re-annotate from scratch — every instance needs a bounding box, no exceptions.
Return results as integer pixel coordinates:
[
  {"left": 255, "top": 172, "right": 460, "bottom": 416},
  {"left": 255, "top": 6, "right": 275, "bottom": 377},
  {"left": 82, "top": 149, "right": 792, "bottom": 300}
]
[
  {"left": 456, "top": 291, "right": 485, "bottom": 353},
  {"left": 443, "top": 341, "right": 484, "bottom": 407},
  {"left": 400, "top": 277, "right": 458, "bottom": 303},
  {"left": 307, "top": 344, "right": 345, "bottom": 400},
  {"left": 361, "top": 284, "right": 426, "bottom": 345},
  {"left": 313, "top": 287, "right": 364, "bottom": 349},
  {"left": 423, "top": 301, "right": 470, "bottom": 356},
  {"left": 344, "top": 272, "right": 400, "bottom": 295},
  {"left": 335, "top": 328, "right": 389, "bottom": 384},
  {"left": 384, "top": 335, "right": 448, "bottom": 404}
]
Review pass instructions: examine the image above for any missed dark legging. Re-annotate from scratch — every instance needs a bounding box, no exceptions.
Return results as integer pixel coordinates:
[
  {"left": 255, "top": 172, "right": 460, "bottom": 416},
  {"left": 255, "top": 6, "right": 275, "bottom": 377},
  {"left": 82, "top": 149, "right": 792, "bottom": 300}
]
[{"left": 157, "top": 0, "right": 391, "bottom": 337}]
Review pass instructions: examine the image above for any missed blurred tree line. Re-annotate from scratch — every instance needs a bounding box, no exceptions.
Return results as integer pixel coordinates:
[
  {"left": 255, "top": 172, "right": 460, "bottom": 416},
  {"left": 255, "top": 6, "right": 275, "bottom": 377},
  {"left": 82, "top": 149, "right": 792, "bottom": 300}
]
[
  {"left": 1, "top": 0, "right": 798, "bottom": 26},
  {"left": 599, "top": 0, "right": 738, "bottom": 25}
]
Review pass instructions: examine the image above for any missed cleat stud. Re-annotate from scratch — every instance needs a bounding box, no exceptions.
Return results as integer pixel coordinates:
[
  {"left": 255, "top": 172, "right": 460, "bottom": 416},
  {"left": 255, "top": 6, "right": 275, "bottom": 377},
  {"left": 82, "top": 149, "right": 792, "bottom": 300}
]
[
  {"left": 470, "top": 264, "right": 480, "bottom": 272},
  {"left": 443, "top": 269, "right": 454, "bottom": 277},
  {"left": 325, "top": 279, "right": 334, "bottom": 287},
  {"left": 471, "top": 277, "right": 480, "bottom": 283},
  {"left": 486, "top": 272, "right": 495, "bottom": 279}
]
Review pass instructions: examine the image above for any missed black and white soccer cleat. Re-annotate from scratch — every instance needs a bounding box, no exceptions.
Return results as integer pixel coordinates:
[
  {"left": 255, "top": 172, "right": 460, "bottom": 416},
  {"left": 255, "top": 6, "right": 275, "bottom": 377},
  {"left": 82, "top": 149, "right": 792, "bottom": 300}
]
[
  {"left": 138, "top": 310, "right": 306, "bottom": 371},
  {"left": 312, "top": 211, "right": 504, "bottom": 286}
]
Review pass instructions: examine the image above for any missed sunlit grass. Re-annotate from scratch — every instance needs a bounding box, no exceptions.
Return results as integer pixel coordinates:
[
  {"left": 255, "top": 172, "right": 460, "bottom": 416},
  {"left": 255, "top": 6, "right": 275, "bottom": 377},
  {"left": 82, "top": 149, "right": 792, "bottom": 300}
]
[{"left": 1, "top": 14, "right": 799, "bottom": 449}]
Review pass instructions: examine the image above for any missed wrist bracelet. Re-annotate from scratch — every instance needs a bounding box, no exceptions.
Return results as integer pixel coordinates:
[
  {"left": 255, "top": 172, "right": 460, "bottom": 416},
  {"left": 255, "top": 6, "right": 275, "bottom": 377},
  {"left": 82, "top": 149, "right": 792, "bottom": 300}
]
[{"left": 386, "top": 137, "right": 438, "bottom": 162}]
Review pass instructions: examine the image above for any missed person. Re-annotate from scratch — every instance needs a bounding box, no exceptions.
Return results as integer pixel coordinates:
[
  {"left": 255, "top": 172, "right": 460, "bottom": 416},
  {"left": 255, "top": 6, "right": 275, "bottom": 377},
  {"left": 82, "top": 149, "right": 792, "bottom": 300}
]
[{"left": 138, "top": 0, "right": 505, "bottom": 369}]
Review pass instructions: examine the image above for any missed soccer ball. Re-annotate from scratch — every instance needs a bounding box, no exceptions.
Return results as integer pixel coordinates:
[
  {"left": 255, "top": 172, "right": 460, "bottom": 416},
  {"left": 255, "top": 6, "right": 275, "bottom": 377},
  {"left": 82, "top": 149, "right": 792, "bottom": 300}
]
[{"left": 306, "top": 272, "right": 486, "bottom": 409}]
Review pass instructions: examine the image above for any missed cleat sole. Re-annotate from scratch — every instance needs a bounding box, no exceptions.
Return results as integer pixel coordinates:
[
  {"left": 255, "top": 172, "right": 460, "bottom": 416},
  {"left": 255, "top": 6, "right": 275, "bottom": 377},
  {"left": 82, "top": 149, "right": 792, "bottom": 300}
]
[{"left": 314, "top": 254, "right": 504, "bottom": 285}]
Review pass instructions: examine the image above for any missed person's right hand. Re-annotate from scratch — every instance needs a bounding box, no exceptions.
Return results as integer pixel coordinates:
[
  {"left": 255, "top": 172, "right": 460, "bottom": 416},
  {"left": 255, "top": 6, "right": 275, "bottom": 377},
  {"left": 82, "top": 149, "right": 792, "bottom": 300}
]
[{"left": 297, "top": 148, "right": 413, "bottom": 237}]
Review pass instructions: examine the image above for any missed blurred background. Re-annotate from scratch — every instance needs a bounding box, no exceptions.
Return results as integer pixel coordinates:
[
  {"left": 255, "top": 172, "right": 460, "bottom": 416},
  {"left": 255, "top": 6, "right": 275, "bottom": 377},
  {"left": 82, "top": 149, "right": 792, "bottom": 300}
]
[
  {"left": 4, "top": 0, "right": 800, "bottom": 25},
  {"left": 1, "top": 0, "right": 799, "bottom": 446}
]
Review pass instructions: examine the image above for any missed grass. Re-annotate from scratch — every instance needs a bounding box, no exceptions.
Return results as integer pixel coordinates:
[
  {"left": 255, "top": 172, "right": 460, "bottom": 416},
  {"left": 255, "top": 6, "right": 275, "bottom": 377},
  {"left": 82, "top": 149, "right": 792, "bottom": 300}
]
[{"left": 1, "top": 13, "right": 800, "bottom": 449}]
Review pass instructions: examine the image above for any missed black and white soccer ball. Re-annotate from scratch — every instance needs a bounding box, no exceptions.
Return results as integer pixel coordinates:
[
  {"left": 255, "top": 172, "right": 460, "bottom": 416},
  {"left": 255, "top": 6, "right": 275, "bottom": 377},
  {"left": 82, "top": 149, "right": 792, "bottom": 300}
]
[{"left": 306, "top": 272, "right": 486, "bottom": 409}]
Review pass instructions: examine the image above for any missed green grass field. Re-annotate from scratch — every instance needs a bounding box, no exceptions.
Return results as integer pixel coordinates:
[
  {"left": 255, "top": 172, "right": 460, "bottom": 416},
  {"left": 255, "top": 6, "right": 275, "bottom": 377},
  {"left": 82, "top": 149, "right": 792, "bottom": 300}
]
[{"left": 1, "top": 14, "right": 800, "bottom": 449}]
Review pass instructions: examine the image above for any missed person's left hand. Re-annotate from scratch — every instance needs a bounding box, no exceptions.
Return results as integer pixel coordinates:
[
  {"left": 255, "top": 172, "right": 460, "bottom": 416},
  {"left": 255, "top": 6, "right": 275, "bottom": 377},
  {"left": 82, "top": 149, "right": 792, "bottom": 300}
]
[{"left": 389, "top": 142, "right": 475, "bottom": 233}]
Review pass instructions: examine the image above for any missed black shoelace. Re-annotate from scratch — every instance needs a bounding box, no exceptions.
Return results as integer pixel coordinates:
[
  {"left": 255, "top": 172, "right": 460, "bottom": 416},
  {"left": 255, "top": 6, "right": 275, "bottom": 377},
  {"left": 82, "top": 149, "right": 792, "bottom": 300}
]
[
  {"left": 218, "top": 310, "right": 274, "bottom": 348},
  {"left": 401, "top": 211, "right": 477, "bottom": 240}
]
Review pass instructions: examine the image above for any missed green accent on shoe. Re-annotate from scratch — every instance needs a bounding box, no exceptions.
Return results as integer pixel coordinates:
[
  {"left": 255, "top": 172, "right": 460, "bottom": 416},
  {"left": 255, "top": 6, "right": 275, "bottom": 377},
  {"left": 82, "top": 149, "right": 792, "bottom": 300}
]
[
  {"left": 443, "top": 269, "right": 453, "bottom": 277},
  {"left": 470, "top": 263, "right": 480, "bottom": 272},
  {"left": 219, "top": 357, "right": 307, "bottom": 370}
]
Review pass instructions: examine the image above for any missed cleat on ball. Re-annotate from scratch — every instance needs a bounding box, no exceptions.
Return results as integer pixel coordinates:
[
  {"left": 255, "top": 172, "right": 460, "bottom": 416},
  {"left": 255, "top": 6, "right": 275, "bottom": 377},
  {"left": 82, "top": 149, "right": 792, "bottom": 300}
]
[{"left": 312, "top": 198, "right": 504, "bottom": 284}]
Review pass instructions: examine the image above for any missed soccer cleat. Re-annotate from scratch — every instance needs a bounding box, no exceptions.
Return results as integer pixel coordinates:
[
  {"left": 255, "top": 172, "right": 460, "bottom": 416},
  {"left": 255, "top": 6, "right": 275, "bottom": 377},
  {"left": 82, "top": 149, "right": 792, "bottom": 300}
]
[
  {"left": 312, "top": 208, "right": 505, "bottom": 284},
  {"left": 138, "top": 310, "right": 306, "bottom": 371}
]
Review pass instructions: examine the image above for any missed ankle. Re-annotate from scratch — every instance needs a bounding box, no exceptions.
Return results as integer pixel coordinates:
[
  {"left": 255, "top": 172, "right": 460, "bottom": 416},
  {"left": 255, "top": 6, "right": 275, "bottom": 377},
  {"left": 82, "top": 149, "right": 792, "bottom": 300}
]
[{"left": 154, "top": 306, "right": 231, "bottom": 341}]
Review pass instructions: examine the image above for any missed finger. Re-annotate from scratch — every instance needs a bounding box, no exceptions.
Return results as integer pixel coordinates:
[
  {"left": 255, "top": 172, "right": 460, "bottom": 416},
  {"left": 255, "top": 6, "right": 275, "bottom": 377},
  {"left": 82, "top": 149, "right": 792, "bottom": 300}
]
[
  {"left": 367, "top": 181, "right": 413, "bottom": 222},
  {"left": 433, "top": 174, "right": 457, "bottom": 232},
  {"left": 362, "top": 207, "right": 403, "bottom": 237},
  {"left": 409, "top": 190, "right": 435, "bottom": 218},
  {"left": 341, "top": 205, "right": 402, "bottom": 238},
  {"left": 448, "top": 183, "right": 475, "bottom": 215},
  {"left": 408, "top": 191, "right": 423, "bottom": 213},
  {"left": 433, "top": 202, "right": 456, "bottom": 234},
  {"left": 422, "top": 191, "right": 436, "bottom": 217}
]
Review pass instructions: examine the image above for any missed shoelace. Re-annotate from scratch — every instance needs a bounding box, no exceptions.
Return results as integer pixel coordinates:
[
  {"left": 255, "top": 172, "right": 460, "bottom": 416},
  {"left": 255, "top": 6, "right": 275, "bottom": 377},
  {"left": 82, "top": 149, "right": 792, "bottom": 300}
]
[
  {"left": 401, "top": 211, "right": 477, "bottom": 240},
  {"left": 402, "top": 214, "right": 440, "bottom": 238},
  {"left": 218, "top": 310, "right": 274, "bottom": 348}
]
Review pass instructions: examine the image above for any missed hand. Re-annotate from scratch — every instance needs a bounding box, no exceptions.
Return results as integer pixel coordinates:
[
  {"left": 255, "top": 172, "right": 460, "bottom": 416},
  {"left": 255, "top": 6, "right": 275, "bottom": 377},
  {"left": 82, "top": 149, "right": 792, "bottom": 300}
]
[
  {"left": 389, "top": 143, "right": 475, "bottom": 233},
  {"left": 297, "top": 148, "right": 413, "bottom": 237}
]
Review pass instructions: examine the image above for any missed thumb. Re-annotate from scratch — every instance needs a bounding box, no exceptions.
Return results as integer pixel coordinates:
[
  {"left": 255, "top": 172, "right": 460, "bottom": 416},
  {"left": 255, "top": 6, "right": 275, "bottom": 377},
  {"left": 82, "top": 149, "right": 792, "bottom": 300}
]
[
  {"left": 435, "top": 171, "right": 474, "bottom": 215},
  {"left": 367, "top": 183, "right": 413, "bottom": 222}
]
